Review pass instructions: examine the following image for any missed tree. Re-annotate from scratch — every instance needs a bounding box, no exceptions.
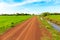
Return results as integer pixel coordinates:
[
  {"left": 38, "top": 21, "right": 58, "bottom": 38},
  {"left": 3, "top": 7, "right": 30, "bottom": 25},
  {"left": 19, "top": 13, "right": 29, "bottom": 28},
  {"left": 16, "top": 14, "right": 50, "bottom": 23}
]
[{"left": 41, "top": 12, "right": 50, "bottom": 17}]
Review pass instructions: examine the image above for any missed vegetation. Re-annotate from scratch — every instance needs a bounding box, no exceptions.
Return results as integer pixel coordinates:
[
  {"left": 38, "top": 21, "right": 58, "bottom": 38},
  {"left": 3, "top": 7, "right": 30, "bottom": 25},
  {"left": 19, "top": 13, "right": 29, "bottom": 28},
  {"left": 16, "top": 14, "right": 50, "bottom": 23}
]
[
  {"left": 39, "top": 16, "right": 60, "bottom": 40},
  {"left": 45, "top": 15, "right": 60, "bottom": 26},
  {"left": 0, "top": 15, "right": 32, "bottom": 35},
  {"left": 39, "top": 12, "right": 60, "bottom": 40},
  {"left": 40, "top": 12, "right": 60, "bottom": 26},
  {"left": 41, "top": 12, "right": 60, "bottom": 17},
  {"left": 45, "top": 15, "right": 60, "bottom": 21},
  {"left": 41, "top": 12, "right": 50, "bottom": 17},
  {"left": 0, "top": 13, "right": 31, "bottom": 16}
]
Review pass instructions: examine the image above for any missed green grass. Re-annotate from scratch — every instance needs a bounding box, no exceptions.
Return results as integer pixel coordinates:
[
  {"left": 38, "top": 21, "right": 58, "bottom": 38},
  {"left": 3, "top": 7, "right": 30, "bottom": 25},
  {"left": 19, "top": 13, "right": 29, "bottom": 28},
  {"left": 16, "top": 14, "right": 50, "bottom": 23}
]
[
  {"left": 39, "top": 16, "right": 60, "bottom": 40},
  {"left": 45, "top": 15, "right": 60, "bottom": 21},
  {"left": 0, "top": 15, "right": 32, "bottom": 35}
]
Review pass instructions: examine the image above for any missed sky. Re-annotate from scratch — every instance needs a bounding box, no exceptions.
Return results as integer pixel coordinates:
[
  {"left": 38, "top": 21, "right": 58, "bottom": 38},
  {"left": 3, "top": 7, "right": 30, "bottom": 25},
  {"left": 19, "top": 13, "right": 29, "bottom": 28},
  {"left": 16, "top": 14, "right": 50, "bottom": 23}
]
[{"left": 0, "top": 0, "right": 60, "bottom": 14}]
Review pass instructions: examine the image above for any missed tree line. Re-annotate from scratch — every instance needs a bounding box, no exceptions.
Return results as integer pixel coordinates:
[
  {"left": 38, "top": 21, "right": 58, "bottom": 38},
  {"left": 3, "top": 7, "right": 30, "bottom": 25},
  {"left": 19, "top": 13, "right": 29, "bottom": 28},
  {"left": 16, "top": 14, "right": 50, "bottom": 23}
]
[
  {"left": 0, "top": 13, "right": 31, "bottom": 16},
  {"left": 41, "top": 12, "right": 60, "bottom": 17}
]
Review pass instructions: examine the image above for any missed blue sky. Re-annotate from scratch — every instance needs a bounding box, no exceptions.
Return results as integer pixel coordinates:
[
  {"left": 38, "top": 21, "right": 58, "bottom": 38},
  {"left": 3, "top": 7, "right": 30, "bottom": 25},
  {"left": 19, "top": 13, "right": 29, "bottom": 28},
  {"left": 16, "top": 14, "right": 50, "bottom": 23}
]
[{"left": 0, "top": 0, "right": 60, "bottom": 14}]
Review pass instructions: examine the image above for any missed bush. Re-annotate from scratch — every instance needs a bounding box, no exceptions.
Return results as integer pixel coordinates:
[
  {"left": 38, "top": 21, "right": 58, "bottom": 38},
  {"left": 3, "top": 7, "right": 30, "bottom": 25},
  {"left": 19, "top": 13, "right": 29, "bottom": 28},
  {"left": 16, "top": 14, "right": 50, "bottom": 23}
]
[
  {"left": 41, "top": 12, "right": 50, "bottom": 17},
  {"left": 11, "top": 22, "right": 14, "bottom": 27}
]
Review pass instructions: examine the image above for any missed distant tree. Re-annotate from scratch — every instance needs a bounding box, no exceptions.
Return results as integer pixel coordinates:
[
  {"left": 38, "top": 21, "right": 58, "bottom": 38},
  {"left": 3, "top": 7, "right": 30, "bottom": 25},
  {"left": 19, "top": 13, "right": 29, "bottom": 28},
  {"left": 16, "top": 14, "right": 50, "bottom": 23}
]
[
  {"left": 0, "top": 13, "right": 31, "bottom": 16},
  {"left": 32, "top": 14, "right": 35, "bottom": 15},
  {"left": 16, "top": 13, "right": 20, "bottom": 16},
  {"left": 16, "top": 13, "right": 31, "bottom": 16},
  {"left": 54, "top": 13, "right": 60, "bottom": 15},
  {"left": 1, "top": 14, "right": 9, "bottom": 16},
  {"left": 41, "top": 12, "right": 50, "bottom": 17},
  {"left": 24, "top": 13, "right": 31, "bottom": 15},
  {"left": 50, "top": 13, "right": 60, "bottom": 15},
  {"left": 21, "top": 13, "right": 24, "bottom": 15}
]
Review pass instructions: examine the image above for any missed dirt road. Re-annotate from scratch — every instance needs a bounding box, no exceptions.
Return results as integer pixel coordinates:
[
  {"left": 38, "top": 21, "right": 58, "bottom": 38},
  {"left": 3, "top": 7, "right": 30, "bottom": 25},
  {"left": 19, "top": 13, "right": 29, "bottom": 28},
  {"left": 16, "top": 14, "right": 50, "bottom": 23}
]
[{"left": 0, "top": 16, "right": 52, "bottom": 40}]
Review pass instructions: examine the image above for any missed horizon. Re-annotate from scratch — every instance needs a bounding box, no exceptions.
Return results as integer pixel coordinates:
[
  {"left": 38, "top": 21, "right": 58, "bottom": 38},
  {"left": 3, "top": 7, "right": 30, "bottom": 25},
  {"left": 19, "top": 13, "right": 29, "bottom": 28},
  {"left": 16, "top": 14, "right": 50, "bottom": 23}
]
[{"left": 0, "top": 0, "right": 60, "bottom": 14}]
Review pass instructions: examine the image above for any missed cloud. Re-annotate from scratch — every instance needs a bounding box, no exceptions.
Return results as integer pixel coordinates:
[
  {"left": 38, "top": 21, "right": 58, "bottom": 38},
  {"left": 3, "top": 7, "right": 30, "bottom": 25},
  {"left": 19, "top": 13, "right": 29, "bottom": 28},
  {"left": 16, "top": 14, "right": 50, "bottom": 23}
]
[
  {"left": 9, "top": 0, "right": 42, "bottom": 7},
  {"left": 11, "top": 0, "right": 53, "bottom": 7},
  {"left": 0, "top": 0, "right": 60, "bottom": 7},
  {"left": 0, "top": 0, "right": 56, "bottom": 7},
  {"left": 0, "top": 0, "right": 40, "bottom": 7},
  {"left": 0, "top": 0, "right": 43, "bottom": 14},
  {"left": 0, "top": 0, "right": 60, "bottom": 14},
  {"left": 0, "top": 0, "right": 47, "bottom": 9}
]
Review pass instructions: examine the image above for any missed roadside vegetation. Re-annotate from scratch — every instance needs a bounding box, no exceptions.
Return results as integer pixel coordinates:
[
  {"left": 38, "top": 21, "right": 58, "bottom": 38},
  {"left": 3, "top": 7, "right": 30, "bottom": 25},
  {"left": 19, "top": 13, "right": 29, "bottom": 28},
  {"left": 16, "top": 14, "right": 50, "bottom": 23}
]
[
  {"left": 0, "top": 13, "right": 32, "bottom": 35},
  {"left": 41, "top": 12, "right": 60, "bottom": 26},
  {"left": 39, "top": 12, "right": 60, "bottom": 40},
  {"left": 45, "top": 15, "right": 60, "bottom": 26}
]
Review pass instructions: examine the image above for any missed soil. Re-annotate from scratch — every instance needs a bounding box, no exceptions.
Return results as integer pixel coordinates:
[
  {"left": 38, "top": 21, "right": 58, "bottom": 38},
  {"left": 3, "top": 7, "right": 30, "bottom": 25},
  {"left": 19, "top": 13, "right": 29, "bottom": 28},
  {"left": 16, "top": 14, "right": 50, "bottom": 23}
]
[{"left": 0, "top": 16, "right": 52, "bottom": 40}]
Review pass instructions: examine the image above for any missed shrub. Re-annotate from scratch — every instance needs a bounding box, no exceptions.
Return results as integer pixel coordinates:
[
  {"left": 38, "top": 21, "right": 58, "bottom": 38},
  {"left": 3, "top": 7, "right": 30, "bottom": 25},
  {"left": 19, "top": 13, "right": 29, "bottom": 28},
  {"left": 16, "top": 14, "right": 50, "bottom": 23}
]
[
  {"left": 41, "top": 12, "right": 50, "bottom": 17},
  {"left": 11, "top": 22, "right": 14, "bottom": 27}
]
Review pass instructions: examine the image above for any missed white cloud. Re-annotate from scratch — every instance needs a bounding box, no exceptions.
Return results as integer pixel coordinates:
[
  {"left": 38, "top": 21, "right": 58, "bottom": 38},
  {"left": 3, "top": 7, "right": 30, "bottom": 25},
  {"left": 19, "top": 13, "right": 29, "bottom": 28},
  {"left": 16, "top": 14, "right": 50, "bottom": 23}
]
[
  {"left": 0, "top": 0, "right": 53, "bottom": 7},
  {"left": 0, "top": 0, "right": 41, "bottom": 8},
  {"left": 10, "top": 0, "right": 42, "bottom": 7},
  {"left": 9, "top": 0, "right": 53, "bottom": 7},
  {"left": 0, "top": 0, "right": 42, "bottom": 14},
  {"left": 0, "top": 0, "right": 60, "bottom": 14},
  {"left": 0, "top": 2, "right": 9, "bottom": 8}
]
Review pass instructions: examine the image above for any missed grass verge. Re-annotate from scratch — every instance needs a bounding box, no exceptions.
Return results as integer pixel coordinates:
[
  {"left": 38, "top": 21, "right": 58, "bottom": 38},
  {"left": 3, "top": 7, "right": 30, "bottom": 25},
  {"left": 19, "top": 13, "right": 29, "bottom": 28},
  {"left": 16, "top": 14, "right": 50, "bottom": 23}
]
[
  {"left": 0, "top": 15, "right": 32, "bottom": 35},
  {"left": 38, "top": 16, "right": 60, "bottom": 40}
]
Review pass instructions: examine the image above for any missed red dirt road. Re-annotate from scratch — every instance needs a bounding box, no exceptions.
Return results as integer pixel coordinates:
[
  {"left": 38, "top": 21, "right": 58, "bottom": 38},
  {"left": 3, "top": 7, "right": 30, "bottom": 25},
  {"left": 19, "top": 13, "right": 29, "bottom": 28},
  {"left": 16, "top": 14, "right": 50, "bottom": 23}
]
[{"left": 0, "top": 16, "right": 52, "bottom": 40}]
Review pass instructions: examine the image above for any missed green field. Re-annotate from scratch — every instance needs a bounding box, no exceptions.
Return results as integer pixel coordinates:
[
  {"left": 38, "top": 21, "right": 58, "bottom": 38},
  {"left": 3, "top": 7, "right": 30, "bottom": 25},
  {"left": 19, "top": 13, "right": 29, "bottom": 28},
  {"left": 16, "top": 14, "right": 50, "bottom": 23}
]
[
  {"left": 45, "top": 15, "right": 60, "bottom": 21},
  {"left": 39, "top": 16, "right": 60, "bottom": 40},
  {"left": 0, "top": 15, "right": 32, "bottom": 35},
  {"left": 45, "top": 15, "right": 60, "bottom": 25}
]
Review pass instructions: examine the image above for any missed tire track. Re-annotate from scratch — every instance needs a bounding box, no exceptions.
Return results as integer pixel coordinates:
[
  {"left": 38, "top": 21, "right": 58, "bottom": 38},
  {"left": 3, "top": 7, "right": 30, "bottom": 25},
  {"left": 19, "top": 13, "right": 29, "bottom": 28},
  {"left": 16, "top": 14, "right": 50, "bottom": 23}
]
[
  {"left": 0, "top": 16, "right": 52, "bottom": 40},
  {"left": 1, "top": 16, "right": 33, "bottom": 40},
  {"left": 5, "top": 16, "right": 34, "bottom": 40},
  {"left": 21, "top": 17, "right": 41, "bottom": 40}
]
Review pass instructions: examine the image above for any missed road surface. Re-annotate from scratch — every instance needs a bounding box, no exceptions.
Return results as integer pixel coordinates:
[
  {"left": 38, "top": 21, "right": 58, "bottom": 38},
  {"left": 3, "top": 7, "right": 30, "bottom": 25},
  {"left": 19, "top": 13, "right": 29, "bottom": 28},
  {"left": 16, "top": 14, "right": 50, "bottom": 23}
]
[{"left": 0, "top": 16, "right": 52, "bottom": 40}]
